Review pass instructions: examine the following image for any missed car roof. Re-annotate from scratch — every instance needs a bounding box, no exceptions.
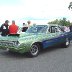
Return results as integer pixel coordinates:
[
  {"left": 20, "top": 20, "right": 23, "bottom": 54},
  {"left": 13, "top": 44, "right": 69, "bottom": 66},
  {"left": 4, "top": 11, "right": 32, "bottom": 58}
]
[
  {"left": 32, "top": 24, "right": 48, "bottom": 26},
  {"left": 48, "top": 24, "right": 59, "bottom": 26},
  {"left": 32, "top": 23, "right": 61, "bottom": 27}
]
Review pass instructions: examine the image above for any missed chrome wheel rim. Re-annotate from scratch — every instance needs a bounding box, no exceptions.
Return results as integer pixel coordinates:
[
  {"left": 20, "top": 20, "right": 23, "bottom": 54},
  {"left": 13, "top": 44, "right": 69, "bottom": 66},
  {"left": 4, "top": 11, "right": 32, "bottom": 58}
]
[
  {"left": 66, "top": 38, "right": 69, "bottom": 46},
  {"left": 30, "top": 45, "right": 38, "bottom": 56}
]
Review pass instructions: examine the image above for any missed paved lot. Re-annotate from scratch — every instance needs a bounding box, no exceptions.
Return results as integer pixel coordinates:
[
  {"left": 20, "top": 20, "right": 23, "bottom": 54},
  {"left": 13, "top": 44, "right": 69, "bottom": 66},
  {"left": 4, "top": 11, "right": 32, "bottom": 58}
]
[{"left": 0, "top": 44, "right": 72, "bottom": 72}]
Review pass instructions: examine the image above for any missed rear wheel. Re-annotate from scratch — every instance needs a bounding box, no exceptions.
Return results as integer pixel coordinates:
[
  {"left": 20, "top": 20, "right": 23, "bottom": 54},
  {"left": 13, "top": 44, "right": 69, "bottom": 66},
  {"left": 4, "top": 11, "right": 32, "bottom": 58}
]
[{"left": 62, "top": 38, "right": 70, "bottom": 48}]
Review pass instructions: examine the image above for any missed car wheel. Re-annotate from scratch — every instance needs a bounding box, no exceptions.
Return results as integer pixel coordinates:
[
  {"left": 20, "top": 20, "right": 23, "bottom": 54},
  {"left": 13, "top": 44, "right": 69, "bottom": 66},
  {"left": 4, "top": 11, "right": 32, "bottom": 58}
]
[
  {"left": 29, "top": 44, "right": 40, "bottom": 57},
  {"left": 62, "top": 38, "right": 70, "bottom": 48},
  {"left": 8, "top": 50, "right": 14, "bottom": 53}
]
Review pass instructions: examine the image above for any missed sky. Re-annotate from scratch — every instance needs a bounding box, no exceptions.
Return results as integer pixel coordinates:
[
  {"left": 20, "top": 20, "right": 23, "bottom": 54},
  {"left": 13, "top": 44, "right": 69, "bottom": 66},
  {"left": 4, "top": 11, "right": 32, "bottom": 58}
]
[{"left": 0, "top": 0, "right": 72, "bottom": 26}]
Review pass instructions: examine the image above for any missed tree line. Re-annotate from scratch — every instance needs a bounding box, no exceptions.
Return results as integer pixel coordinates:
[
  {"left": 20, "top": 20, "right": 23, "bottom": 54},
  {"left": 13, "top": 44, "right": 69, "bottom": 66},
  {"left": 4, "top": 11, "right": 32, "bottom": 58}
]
[{"left": 48, "top": 18, "right": 72, "bottom": 26}]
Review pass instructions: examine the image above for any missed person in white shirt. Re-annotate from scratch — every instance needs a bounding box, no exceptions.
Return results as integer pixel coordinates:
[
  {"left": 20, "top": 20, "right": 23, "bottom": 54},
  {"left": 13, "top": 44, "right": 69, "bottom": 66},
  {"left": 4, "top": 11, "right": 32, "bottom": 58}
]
[
  {"left": 27, "top": 21, "right": 32, "bottom": 28},
  {"left": 64, "top": 26, "right": 70, "bottom": 32}
]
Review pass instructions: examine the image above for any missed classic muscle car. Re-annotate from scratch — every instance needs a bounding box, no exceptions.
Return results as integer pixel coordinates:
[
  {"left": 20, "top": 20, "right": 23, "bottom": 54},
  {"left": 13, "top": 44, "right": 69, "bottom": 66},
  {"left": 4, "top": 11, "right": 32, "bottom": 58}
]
[{"left": 0, "top": 24, "right": 72, "bottom": 57}]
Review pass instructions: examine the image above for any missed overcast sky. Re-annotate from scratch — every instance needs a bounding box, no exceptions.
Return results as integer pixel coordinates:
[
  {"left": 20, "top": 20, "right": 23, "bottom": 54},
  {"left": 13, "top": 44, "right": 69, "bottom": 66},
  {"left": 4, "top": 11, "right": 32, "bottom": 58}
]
[{"left": 0, "top": 0, "right": 72, "bottom": 25}]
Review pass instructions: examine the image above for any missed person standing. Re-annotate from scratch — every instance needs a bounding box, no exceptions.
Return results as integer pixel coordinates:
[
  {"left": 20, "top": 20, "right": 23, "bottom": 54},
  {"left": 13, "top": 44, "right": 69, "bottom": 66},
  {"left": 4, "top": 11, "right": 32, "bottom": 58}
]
[
  {"left": 9, "top": 20, "right": 18, "bottom": 34},
  {"left": 64, "top": 26, "right": 70, "bottom": 32},
  {"left": 69, "top": 25, "right": 72, "bottom": 32},
  {"left": 1, "top": 20, "right": 9, "bottom": 36},
  {"left": 22, "top": 23, "right": 28, "bottom": 32},
  {"left": 27, "top": 20, "right": 31, "bottom": 28}
]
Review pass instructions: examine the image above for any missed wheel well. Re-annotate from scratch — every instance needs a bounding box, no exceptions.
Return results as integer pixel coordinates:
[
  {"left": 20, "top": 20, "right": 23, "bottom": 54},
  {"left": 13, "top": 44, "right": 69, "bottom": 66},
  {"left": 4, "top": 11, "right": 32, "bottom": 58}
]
[{"left": 33, "top": 42, "right": 43, "bottom": 49}]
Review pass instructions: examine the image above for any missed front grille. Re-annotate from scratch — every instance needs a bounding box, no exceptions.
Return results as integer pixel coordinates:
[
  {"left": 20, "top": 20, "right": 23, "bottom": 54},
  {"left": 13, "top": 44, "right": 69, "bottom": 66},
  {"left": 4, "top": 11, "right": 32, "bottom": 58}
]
[{"left": 0, "top": 41, "right": 18, "bottom": 47}]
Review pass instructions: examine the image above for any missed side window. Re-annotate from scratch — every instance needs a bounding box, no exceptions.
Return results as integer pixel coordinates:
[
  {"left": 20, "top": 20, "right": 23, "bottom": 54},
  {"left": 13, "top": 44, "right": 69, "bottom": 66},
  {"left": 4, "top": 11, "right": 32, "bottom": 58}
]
[
  {"left": 48, "top": 26, "right": 62, "bottom": 33},
  {"left": 55, "top": 27, "right": 58, "bottom": 32},
  {"left": 58, "top": 26, "right": 64, "bottom": 32},
  {"left": 55, "top": 27, "right": 62, "bottom": 32},
  {"left": 48, "top": 27, "right": 51, "bottom": 33},
  {"left": 49, "top": 26, "right": 56, "bottom": 33}
]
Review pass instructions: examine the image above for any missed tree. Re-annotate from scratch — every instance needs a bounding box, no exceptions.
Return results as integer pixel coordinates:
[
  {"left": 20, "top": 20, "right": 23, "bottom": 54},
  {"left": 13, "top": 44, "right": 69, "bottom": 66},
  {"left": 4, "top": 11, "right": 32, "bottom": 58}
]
[
  {"left": 48, "top": 19, "right": 59, "bottom": 24},
  {"left": 48, "top": 18, "right": 71, "bottom": 26},
  {"left": 68, "top": 2, "right": 72, "bottom": 10}
]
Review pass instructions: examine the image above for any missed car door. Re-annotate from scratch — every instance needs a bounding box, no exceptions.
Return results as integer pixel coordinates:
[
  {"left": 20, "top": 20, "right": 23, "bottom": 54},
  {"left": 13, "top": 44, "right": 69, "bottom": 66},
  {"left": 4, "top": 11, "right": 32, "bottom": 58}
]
[
  {"left": 54, "top": 26, "right": 65, "bottom": 43},
  {"left": 49, "top": 26, "right": 65, "bottom": 45},
  {"left": 43, "top": 26, "right": 65, "bottom": 48}
]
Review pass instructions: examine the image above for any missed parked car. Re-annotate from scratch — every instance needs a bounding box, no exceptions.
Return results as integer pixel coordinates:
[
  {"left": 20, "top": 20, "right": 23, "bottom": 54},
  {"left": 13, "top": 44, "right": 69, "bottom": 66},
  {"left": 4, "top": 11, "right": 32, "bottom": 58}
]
[{"left": 0, "top": 24, "right": 72, "bottom": 57}]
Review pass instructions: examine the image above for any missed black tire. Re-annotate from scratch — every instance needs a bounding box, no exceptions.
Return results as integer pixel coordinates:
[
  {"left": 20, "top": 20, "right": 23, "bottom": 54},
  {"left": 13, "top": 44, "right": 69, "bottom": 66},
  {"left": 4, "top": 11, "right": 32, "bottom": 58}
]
[
  {"left": 8, "top": 49, "right": 17, "bottom": 53},
  {"left": 29, "top": 44, "right": 40, "bottom": 57},
  {"left": 8, "top": 50, "right": 15, "bottom": 53},
  {"left": 62, "top": 38, "right": 70, "bottom": 48}
]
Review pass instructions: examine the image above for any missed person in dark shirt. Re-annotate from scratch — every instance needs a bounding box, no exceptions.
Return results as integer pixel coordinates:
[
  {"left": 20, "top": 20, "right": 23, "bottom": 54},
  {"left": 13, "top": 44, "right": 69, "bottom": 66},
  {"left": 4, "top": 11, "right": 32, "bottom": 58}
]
[
  {"left": 69, "top": 25, "right": 72, "bottom": 32},
  {"left": 1, "top": 20, "right": 9, "bottom": 36},
  {"left": 22, "top": 23, "right": 28, "bottom": 32}
]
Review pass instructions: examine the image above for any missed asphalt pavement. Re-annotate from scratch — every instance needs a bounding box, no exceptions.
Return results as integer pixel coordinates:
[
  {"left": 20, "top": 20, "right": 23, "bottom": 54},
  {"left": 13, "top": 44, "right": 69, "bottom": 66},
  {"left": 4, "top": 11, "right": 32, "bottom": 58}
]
[{"left": 0, "top": 44, "right": 72, "bottom": 72}]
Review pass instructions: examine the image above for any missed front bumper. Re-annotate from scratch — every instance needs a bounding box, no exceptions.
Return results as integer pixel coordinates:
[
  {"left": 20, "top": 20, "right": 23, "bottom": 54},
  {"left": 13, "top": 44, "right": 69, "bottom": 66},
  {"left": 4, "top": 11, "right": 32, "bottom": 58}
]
[{"left": 0, "top": 43, "right": 31, "bottom": 53}]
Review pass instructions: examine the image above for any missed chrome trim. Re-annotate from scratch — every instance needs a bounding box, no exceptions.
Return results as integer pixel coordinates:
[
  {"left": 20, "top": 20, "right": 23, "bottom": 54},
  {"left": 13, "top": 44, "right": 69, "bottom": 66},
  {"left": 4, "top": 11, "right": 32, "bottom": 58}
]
[{"left": 0, "top": 40, "right": 19, "bottom": 47}]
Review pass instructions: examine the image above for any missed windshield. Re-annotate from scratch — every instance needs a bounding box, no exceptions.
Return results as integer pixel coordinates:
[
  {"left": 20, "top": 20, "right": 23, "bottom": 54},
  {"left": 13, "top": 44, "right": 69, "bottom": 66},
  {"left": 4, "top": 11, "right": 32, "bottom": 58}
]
[{"left": 26, "top": 25, "right": 48, "bottom": 33}]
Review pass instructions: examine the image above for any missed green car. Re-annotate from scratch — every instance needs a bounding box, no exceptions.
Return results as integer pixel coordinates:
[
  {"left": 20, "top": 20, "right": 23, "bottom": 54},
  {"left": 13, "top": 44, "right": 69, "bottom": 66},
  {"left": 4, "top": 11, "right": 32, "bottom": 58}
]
[{"left": 0, "top": 24, "right": 72, "bottom": 57}]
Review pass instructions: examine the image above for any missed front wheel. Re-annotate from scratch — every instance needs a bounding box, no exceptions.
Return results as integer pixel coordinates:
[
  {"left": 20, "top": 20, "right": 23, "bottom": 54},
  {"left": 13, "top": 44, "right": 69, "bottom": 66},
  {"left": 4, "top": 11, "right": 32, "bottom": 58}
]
[{"left": 29, "top": 44, "right": 40, "bottom": 57}]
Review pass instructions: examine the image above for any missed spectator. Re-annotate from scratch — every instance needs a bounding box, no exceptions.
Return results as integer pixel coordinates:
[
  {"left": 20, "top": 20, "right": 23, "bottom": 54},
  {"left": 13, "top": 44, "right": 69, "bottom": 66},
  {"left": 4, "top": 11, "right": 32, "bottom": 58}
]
[
  {"left": 1, "top": 20, "right": 9, "bottom": 36},
  {"left": 22, "top": 23, "right": 28, "bottom": 32},
  {"left": 69, "top": 25, "right": 72, "bottom": 32},
  {"left": 9, "top": 20, "right": 18, "bottom": 34},
  {"left": 64, "top": 26, "right": 70, "bottom": 32},
  {"left": 27, "top": 20, "right": 31, "bottom": 28}
]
